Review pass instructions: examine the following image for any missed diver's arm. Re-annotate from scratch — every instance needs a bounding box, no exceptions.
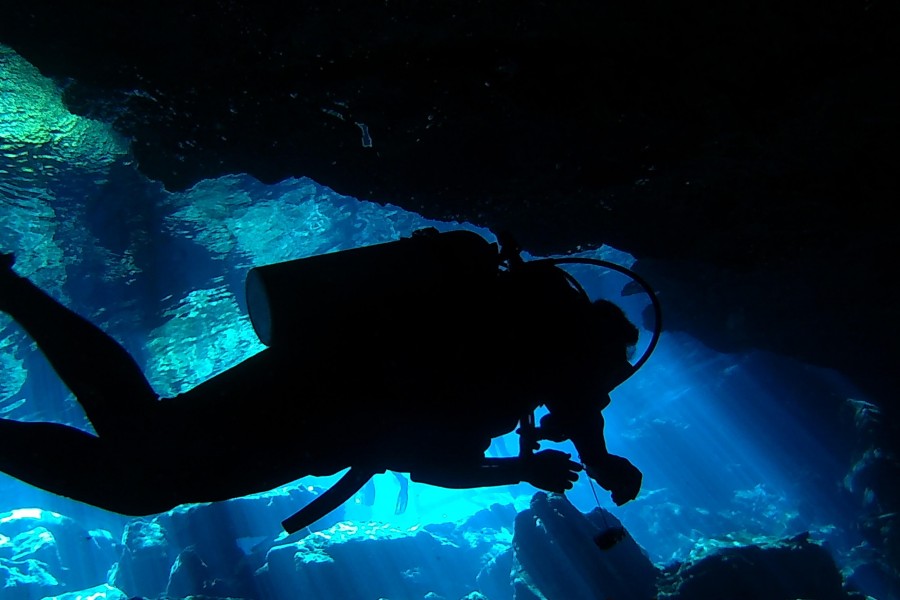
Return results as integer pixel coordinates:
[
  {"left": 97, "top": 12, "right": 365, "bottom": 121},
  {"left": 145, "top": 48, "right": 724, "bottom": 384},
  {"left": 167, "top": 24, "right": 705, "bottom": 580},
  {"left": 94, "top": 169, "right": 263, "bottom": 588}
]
[
  {"left": 546, "top": 395, "right": 642, "bottom": 505},
  {"left": 409, "top": 451, "right": 581, "bottom": 493},
  {"left": 410, "top": 457, "right": 523, "bottom": 488},
  {"left": 545, "top": 395, "right": 611, "bottom": 465}
]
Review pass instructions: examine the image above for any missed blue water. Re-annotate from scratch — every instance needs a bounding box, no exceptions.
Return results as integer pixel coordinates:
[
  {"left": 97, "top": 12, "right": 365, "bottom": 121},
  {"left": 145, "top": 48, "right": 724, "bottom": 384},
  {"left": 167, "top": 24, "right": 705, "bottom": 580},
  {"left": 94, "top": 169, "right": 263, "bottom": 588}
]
[{"left": 0, "top": 42, "right": 884, "bottom": 599}]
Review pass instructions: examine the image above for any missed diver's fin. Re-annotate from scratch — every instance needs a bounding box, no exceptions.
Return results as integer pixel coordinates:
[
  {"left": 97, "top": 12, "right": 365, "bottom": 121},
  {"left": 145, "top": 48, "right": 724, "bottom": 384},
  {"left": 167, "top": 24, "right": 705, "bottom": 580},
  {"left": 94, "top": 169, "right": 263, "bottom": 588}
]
[
  {"left": 394, "top": 479, "right": 409, "bottom": 515},
  {"left": 282, "top": 467, "right": 378, "bottom": 534}
]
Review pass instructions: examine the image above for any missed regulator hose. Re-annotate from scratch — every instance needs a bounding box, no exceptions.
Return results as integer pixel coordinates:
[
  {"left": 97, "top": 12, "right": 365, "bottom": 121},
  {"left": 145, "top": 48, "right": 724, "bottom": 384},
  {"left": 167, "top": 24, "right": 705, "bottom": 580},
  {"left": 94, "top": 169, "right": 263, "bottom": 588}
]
[{"left": 531, "top": 256, "right": 663, "bottom": 381}]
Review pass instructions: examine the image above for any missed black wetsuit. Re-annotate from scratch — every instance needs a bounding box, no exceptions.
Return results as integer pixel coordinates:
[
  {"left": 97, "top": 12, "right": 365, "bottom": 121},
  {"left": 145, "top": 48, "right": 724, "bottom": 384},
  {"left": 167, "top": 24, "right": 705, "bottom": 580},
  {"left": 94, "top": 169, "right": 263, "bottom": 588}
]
[{"left": 0, "top": 258, "right": 634, "bottom": 516}]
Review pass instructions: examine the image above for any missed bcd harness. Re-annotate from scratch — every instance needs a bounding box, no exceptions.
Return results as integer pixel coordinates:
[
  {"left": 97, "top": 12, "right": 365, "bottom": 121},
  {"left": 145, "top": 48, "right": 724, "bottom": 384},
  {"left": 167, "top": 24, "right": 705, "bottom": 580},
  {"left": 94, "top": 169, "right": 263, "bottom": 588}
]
[{"left": 258, "top": 229, "right": 663, "bottom": 534}]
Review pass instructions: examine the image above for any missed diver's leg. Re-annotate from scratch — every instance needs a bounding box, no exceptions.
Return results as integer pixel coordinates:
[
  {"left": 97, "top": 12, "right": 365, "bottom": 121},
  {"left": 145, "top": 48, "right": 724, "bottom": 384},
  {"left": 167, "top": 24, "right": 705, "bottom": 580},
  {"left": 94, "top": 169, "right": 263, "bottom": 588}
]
[
  {"left": 0, "top": 418, "right": 169, "bottom": 515},
  {"left": 0, "top": 255, "right": 158, "bottom": 437}
]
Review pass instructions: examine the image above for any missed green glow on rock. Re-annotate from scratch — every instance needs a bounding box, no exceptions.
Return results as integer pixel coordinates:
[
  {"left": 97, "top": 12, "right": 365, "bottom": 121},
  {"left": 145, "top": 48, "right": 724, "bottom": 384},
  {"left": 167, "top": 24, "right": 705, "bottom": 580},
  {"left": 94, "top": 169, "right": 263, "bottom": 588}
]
[{"left": 0, "top": 43, "right": 127, "bottom": 167}]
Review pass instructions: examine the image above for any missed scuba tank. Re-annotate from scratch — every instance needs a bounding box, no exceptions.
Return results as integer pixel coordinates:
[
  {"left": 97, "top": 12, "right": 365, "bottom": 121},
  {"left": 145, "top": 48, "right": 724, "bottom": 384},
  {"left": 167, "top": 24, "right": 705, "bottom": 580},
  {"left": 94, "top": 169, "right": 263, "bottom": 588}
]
[
  {"left": 248, "top": 227, "right": 502, "bottom": 534},
  {"left": 246, "top": 228, "right": 498, "bottom": 352}
]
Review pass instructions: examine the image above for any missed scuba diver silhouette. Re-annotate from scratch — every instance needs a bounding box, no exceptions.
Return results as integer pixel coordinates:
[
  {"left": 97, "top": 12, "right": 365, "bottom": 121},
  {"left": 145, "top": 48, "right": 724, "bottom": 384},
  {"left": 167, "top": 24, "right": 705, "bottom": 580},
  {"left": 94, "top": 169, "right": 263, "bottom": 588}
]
[{"left": 0, "top": 229, "right": 653, "bottom": 533}]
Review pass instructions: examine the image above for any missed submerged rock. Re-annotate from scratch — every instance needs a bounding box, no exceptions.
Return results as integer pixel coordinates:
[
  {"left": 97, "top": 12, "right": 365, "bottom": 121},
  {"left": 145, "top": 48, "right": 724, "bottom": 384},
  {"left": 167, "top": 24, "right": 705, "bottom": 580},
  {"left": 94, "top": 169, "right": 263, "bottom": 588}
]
[
  {"left": 658, "top": 532, "right": 849, "bottom": 600},
  {"left": 0, "top": 557, "right": 59, "bottom": 600},
  {"left": 111, "top": 482, "right": 333, "bottom": 598},
  {"left": 0, "top": 508, "right": 120, "bottom": 597},
  {"left": 512, "top": 492, "right": 659, "bottom": 600},
  {"left": 476, "top": 548, "right": 514, "bottom": 600},
  {"left": 42, "top": 583, "right": 129, "bottom": 600},
  {"left": 110, "top": 518, "right": 174, "bottom": 598},
  {"left": 844, "top": 557, "right": 900, "bottom": 600},
  {"left": 258, "top": 521, "right": 484, "bottom": 600}
]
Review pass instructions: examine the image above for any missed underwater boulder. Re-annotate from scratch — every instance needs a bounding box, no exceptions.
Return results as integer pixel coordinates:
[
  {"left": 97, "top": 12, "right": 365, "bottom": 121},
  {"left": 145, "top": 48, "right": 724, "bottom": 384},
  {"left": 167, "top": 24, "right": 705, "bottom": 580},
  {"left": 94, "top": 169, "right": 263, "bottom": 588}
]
[
  {"left": 41, "top": 583, "right": 129, "bottom": 600},
  {"left": 258, "top": 521, "right": 483, "bottom": 600},
  {"left": 166, "top": 544, "right": 252, "bottom": 599},
  {"left": 412, "top": 504, "right": 518, "bottom": 600},
  {"left": 156, "top": 482, "right": 339, "bottom": 552},
  {"left": 658, "top": 532, "right": 849, "bottom": 600},
  {"left": 166, "top": 545, "right": 211, "bottom": 598},
  {"left": 475, "top": 548, "right": 514, "bottom": 600},
  {"left": 425, "top": 503, "right": 518, "bottom": 600},
  {"left": 6, "top": 526, "right": 63, "bottom": 581},
  {"left": 0, "top": 508, "right": 119, "bottom": 592},
  {"left": 844, "top": 558, "right": 900, "bottom": 600},
  {"left": 0, "top": 557, "right": 60, "bottom": 600},
  {"left": 843, "top": 397, "right": 900, "bottom": 575},
  {"left": 111, "top": 483, "right": 336, "bottom": 599},
  {"left": 458, "top": 503, "right": 519, "bottom": 533},
  {"left": 110, "top": 518, "right": 174, "bottom": 598},
  {"left": 511, "top": 492, "right": 658, "bottom": 600}
]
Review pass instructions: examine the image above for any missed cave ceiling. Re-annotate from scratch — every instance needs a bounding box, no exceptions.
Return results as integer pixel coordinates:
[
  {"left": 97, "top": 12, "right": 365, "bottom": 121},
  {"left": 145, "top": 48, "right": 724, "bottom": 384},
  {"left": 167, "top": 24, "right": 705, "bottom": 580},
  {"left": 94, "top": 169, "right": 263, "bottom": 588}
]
[{"left": 0, "top": 1, "right": 897, "bottom": 408}]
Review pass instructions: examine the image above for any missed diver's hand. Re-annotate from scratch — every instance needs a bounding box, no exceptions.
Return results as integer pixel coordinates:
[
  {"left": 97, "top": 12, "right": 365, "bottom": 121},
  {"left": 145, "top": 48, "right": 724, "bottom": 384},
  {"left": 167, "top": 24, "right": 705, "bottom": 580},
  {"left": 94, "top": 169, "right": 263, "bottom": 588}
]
[
  {"left": 536, "top": 413, "right": 568, "bottom": 442},
  {"left": 524, "top": 449, "right": 583, "bottom": 493},
  {"left": 586, "top": 454, "right": 642, "bottom": 506}
]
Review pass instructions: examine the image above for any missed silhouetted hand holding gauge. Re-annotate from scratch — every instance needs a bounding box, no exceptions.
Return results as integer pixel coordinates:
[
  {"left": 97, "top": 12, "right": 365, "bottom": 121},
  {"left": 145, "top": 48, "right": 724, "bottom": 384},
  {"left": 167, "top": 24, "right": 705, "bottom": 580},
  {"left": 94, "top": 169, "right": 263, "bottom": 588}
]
[
  {"left": 586, "top": 455, "right": 642, "bottom": 505},
  {"left": 523, "top": 449, "right": 583, "bottom": 493}
]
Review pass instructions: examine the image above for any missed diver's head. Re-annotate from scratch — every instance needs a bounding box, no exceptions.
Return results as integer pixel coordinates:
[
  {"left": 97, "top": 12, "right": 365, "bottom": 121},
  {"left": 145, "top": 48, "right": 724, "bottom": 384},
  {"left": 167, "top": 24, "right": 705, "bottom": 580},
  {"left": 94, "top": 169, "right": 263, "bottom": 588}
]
[
  {"left": 589, "top": 299, "right": 639, "bottom": 360},
  {"left": 585, "top": 299, "right": 640, "bottom": 392}
]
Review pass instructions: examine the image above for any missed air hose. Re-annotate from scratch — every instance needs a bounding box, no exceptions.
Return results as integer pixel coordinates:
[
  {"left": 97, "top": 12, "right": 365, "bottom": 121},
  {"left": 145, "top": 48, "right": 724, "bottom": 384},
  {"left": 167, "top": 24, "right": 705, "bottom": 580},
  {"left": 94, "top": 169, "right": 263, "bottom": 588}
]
[
  {"left": 496, "top": 227, "right": 663, "bottom": 388},
  {"left": 539, "top": 256, "right": 663, "bottom": 378}
]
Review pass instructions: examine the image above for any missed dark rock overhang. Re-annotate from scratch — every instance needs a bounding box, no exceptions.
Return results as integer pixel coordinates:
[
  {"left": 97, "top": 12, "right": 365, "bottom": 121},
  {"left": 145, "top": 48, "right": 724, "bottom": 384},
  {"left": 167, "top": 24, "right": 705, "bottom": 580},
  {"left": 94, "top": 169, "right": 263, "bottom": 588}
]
[{"left": 1, "top": 0, "right": 897, "bottom": 410}]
